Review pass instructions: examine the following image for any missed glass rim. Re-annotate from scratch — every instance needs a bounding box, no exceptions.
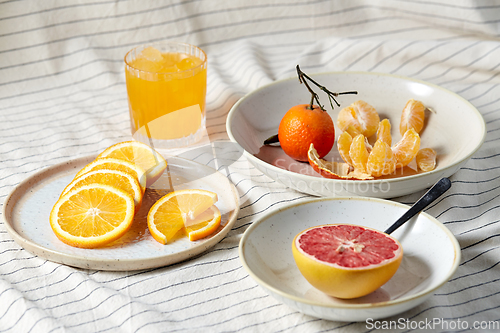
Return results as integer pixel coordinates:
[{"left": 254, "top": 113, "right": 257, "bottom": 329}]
[{"left": 124, "top": 41, "right": 207, "bottom": 74}]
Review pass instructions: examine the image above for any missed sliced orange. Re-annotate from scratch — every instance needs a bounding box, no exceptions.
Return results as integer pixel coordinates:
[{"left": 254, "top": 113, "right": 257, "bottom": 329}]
[
  {"left": 392, "top": 128, "right": 421, "bottom": 168},
  {"left": 184, "top": 206, "right": 222, "bottom": 241},
  {"left": 376, "top": 118, "right": 392, "bottom": 146},
  {"left": 147, "top": 189, "right": 219, "bottom": 244},
  {"left": 307, "top": 144, "right": 372, "bottom": 180},
  {"left": 75, "top": 157, "right": 147, "bottom": 193},
  {"left": 50, "top": 184, "right": 135, "bottom": 248},
  {"left": 367, "top": 140, "right": 397, "bottom": 177},
  {"left": 337, "top": 131, "right": 353, "bottom": 166},
  {"left": 97, "top": 141, "right": 167, "bottom": 187},
  {"left": 416, "top": 148, "right": 437, "bottom": 172},
  {"left": 400, "top": 99, "right": 425, "bottom": 136},
  {"left": 349, "top": 134, "right": 370, "bottom": 174},
  {"left": 61, "top": 169, "right": 143, "bottom": 211},
  {"left": 337, "top": 100, "right": 380, "bottom": 138}
]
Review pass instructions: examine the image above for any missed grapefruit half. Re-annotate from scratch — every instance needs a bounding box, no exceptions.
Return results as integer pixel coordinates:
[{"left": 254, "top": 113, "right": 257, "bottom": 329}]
[{"left": 292, "top": 224, "right": 403, "bottom": 299}]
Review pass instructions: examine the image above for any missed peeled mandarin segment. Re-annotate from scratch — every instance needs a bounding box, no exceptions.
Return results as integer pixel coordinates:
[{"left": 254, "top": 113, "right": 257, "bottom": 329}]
[
  {"left": 50, "top": 184, "right": 135, "bottom": 248},
  {"left": 337, "top": 106, "right": 363, "bottom": 137},
  {"left": 337, "top": 101, "right": 380, "bottom": 138},
  {"left": 344, "top": 125, "right": 361, "bottom": 138},
  {"left": 367, "top": 140, "right": 397, "bottom": 177},
  {"left": 351, "top": 100, "right": 380, "bottom": 138},
  {"left": 337, "top": 131, "right": 353, "bottom": 165},
  {"left": 400, "top": 99, "right": 425, "bottom": 136},
  {"left": 349, "top": 134, "right": 370, "bottom": 174},
  {"left": 184, "top": 205, "right": 222, "bottom": 241},
  {"left": 392, "top": 128, "right": 421, "bottom": 168},
  {"left": 74, "top": 158, "right": 147, "bottom": 193},
  {"left": 416, "top": 148, "right": 437, "bottom": 172},
  {"left": 147, "top": 189, "right": 218, "bottom": 245},
  {"left": 376, "top": 118, "right": 392, "bottom": 146},
  {"left": 61, "top": 169, "right": 143, "bottom": 211},
  {"left": 97, "top": 141, "right": 167, "bottom": 187}
]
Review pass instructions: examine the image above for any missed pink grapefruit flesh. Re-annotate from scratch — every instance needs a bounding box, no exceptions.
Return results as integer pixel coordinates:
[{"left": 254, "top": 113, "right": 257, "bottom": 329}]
[{"left": 292, "top": 224, "right": 403, "bottom": 299}]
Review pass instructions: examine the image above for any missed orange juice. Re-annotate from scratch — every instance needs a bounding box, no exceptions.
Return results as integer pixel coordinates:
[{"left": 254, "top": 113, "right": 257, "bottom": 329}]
[{"left": 125, "top": 43, "right": 207, "bottom": 148}]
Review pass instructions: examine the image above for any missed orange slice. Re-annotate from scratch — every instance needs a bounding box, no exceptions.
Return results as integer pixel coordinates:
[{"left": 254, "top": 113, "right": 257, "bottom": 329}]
[
  {"left": 400, "top": 99, "right": 425, "bottom": 135},
  {"left": 50, "top": 184, "right": 135, "bottom": 248},
  {"left": 184, "top": 206, "right": 222, "bottom": 241},
  {"left": 349, "top": 134, "right": 370, "bottom": 174},
  {"left": 392, "top": 128, "right": 421, "bottom": 168},
  {"left": 376, "top": 118, "right": 392, "bottom": 146},
  {"left": 416, "top": 148, "right": 437, "bottom": 172},
  {"left": 337, "top": 131, "right": 353, "bottom": 166},
  {"left": 75, "top": 157, "right": 147, "bottom": 193},
  {"left": 337, "top": 100, "right": 380, "bottom": 138},
  {"left": 61, "top": 169, "right": 143, "bottom": 211},
  {"left": 147, "top": 189, "right": 218, "bottom": 244},
  {"left": 97, "top": 141, "right": 167, "bottom": 187},
  {"left": 307, "top": 144, "right": 373, "bottom": 180},
  {"left": 367, "top": 140, "right": 397, "bottom": 177}
]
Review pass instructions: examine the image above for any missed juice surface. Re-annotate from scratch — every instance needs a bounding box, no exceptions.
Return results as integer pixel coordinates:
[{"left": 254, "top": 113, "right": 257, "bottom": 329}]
[{"left": 126, "top": 47, "right": 207, "bottom": 142}]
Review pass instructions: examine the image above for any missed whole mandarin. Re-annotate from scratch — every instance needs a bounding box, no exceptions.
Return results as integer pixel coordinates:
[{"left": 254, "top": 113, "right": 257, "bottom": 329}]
[{"left": 278, "top": 104, "right": 335, "bottom": 162}]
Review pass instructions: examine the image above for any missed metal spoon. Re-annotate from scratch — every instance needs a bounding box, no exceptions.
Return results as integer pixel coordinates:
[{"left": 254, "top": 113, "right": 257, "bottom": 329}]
[{"left": 385, "top": 177, "right": 452, "bottom": 235}]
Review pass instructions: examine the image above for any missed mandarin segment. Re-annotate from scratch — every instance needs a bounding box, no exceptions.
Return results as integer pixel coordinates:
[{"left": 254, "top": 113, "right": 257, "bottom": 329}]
[
  {"left": 337, "top": 131, "right": 353, "bottom": 165},
  {"left": 367, "top": 140, "right": 397, "bottom": 177},
  {"left": 416, "top": 148, "right": 437, "bottom": 172},
  {"left": 349, "top": 134, "right": 370, "bottom": 174},
  {"left": 392, "top": 128, "right": 421, "bottom": 168},
  {"left": 376, "top": 118, "right": 392, "bottom": 146},
  {"left": 337, "top": 100, "right": 380, "bottom": 138},
  {"left": 400, "top": 99, "right": 425, "bottom": 136}
]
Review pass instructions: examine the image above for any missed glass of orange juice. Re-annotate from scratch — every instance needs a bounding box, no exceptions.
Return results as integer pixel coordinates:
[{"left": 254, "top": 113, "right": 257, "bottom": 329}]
[{"left": 124, "top": 41, "right": 207, "bottom": 149}]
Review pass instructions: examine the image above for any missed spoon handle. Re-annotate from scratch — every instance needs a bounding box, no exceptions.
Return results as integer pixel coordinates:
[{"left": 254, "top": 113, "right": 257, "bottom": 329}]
[{"left": 385, "top": 178, "right": 452, "bottom": 235}]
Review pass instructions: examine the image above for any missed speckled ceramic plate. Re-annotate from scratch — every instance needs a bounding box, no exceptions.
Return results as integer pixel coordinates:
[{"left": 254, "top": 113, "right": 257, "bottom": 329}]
[
  {"left": 3, "top": 155, "right": 240, "bottom": 271},
  {"left": 239, "top": 197, "right": 461, "bottom": 322},
  {"left": 227, "top": 71, "right": 486, "bottom": 198}
]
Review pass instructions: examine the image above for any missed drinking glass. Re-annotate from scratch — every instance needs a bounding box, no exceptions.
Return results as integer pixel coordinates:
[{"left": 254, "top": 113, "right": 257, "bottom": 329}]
[{"left": 124, "top": 41, "right": 207, "bottom": 149}]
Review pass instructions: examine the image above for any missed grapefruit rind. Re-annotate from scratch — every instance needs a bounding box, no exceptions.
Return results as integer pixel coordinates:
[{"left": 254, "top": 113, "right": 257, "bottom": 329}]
[{"left": 292, "top": 224, "right": 403, "bottom": 299}]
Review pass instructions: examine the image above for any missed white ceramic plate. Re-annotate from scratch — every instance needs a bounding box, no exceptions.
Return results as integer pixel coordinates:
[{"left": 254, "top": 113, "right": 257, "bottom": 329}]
[
  {"left": 227, "top": 71, "right": 486, "bottom": 198},
  {"left": 3, "top": 155, "right": 240, "bottom": 271},
  {"left": 239, "top": 197, "right": 460, "bottom": 322}
]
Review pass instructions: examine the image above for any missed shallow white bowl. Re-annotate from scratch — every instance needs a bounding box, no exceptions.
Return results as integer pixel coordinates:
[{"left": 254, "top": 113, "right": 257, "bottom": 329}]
[
  {"left": 239, "top": 197, "right": 460, "bottom": 322},
  {"left": 227, "top": 72, "right": 485, "bottom": 198}
]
